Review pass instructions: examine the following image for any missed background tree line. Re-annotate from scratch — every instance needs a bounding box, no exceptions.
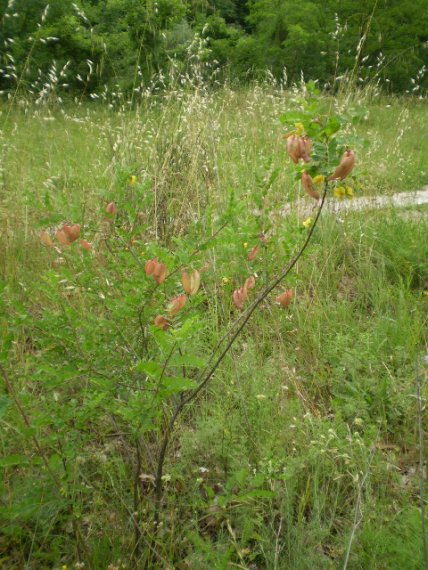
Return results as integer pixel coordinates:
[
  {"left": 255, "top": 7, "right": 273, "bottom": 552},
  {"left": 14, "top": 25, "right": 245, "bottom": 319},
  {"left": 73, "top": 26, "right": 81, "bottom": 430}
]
[{"left": 0, "top": 0, "right": 427, "bottom": 96}]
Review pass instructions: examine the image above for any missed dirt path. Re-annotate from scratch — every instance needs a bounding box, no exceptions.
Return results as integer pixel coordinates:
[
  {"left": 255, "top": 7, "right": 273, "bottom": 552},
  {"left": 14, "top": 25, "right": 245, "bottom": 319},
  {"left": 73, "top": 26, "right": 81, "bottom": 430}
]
[{"left": 282, "top": 186, "right": 428, "bottom": 217}]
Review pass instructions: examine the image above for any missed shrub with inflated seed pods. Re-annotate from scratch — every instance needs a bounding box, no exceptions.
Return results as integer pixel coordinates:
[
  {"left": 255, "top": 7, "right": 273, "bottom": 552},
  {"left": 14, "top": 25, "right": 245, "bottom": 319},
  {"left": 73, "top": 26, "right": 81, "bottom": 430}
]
[{"left": 32, "top": 82, "right": 365, "bottom": 547}]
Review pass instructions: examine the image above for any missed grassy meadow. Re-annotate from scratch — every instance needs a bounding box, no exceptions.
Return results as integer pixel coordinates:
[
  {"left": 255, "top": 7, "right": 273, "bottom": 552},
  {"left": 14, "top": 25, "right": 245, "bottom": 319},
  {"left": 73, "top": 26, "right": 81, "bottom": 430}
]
[{"left": 0, "top": 83, "right": 428, "bottom": 569}]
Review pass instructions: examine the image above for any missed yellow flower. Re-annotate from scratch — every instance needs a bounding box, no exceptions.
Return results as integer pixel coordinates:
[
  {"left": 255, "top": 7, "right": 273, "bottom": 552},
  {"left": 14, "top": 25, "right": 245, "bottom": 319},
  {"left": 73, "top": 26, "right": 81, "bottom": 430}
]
[
  {"left": 302, "top": 217, "right": 313, "bottom": 229},
  {"left": 313, "top": 174, "right": 325, "bottom": 185},
  {"left": 345, "top": 186, "right": 353, "bottom": 198},
  {"left": 295, "top": 122, "right": 305, "bottom": 136},
  {"left": 283, "top": 130, "right": 295, "bottom": 139},
  {"left": 243, "top": 242, "right": 248, "bottom": 249},
  {"left": 129, "top": 175, "right": 137, "bottom": 185},
  {"left": 62, "top": 565, "right": 68, "bottom": 570},
  {"left": 333, "top": 186, "right": 346, "bottom": 199},
  {"left": 221, "top": 277, "right": 230, "bottom": 285}
]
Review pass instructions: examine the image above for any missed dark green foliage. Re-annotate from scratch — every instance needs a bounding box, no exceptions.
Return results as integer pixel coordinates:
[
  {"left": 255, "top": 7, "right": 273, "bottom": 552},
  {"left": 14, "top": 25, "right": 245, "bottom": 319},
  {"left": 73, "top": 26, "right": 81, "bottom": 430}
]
[{"left": 0, "top": 0, "right": 427, "bottom": 93}]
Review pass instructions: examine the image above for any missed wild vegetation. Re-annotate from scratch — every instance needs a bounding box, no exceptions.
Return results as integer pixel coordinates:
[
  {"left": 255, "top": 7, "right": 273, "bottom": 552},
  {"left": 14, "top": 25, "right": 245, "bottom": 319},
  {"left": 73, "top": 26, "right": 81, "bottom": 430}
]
[
  {"left": 1, "top": 1, "right": 428, "bottom": 569},
  {"left": 1, "top": 73, "right": 427, "bottom": 567},
  {"left": 0, "top": 0, "right": 427, "bottom": 96}
]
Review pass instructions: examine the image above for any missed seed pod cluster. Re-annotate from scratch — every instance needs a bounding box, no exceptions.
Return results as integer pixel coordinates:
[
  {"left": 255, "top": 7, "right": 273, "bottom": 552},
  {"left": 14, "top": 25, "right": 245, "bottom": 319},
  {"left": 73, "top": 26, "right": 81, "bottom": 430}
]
[
  {"left": 232, "top": 275, "right": 256, "bottom": 311},
  {"left": 145, "top": 259, "right": 168, "bottom": 285}
]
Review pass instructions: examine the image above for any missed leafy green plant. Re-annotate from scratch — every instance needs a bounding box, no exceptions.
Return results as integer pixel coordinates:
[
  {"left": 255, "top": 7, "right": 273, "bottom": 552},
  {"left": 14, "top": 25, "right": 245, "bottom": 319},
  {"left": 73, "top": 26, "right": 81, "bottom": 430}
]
[{"left": 0, "top": 83, "right": 371, "bottom": 568}]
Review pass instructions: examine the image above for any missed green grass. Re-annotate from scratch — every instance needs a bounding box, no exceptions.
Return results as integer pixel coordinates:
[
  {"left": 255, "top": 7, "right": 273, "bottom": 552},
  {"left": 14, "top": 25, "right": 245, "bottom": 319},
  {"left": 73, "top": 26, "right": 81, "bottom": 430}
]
[{"left": 0, "top": 86, "right": 427, "bottom": 569}]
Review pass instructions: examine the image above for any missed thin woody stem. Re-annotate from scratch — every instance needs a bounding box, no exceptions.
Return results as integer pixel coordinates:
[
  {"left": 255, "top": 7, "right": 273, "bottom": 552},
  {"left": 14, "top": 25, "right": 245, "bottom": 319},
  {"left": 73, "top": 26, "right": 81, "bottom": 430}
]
[{"left": 154, "top": 184, "right": 328, "bottom": 520}]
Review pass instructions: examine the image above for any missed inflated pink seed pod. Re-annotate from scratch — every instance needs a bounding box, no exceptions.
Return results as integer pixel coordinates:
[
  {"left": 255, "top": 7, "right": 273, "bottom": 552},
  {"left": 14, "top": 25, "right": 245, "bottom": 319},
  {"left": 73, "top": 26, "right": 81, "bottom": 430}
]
[
  {"left": 55, "top": 229, "right": 71, "bottom": 246},
  {"left": 181, "top": 271, "right": 191, "bottom": 294},
  {"left": 189, "top": 270, "right": 201, "bottom": 295},
  {"left": 275, "top": 289, "right": 293, "bottom": 308},
  {"left": 63, "top": 224, "right": 81, "bottom": 242},
  {"left": 232, "top": 288, "right": 245, "bottom": 311},
  {"left": 145, "top": 259, "right": 157, "bottom": 276},
  {"left": 106, "top": 202, "right": 118, "bottom": 215},
  {"left": 299, "top": 136, "right": 312, "bottom": 162},
  {"left": 153, "top": 262, "right": 167, "bottom": 285},
  {"left": 40, "top": 230, "right": 54, "bottom": 247},
  {"left": 182, "top": 270, "right": 201, "bottom": 295},
  {"left": 168, "top": 294, "right": 188, "bottom": 317},
  {"left": 247, "top": 245, "right": 259, "bottom": 261},
  {"left": 301, "top": 172, "right": 320, "bottom": 200},
  {"left": 287, "top": 135, "right": 301, "bottom": 164},
  {"left": 154, "top": 315, "right": 171, "bottom": 330},
  {"left": 245, "top": 275, "right": 256, "bottom": 290},
  {"left": 80, "top": 239, "right": 93, "bottom": 251},
  {"left": 328, "top": 150, "right": 355, "bottom": 181}
]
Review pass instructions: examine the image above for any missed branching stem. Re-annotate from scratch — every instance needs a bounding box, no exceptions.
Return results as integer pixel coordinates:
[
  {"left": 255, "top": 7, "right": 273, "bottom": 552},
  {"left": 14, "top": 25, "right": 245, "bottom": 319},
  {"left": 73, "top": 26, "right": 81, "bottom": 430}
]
[{"left": 153, "top": 184, "right": 328, "bottom": 521}]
